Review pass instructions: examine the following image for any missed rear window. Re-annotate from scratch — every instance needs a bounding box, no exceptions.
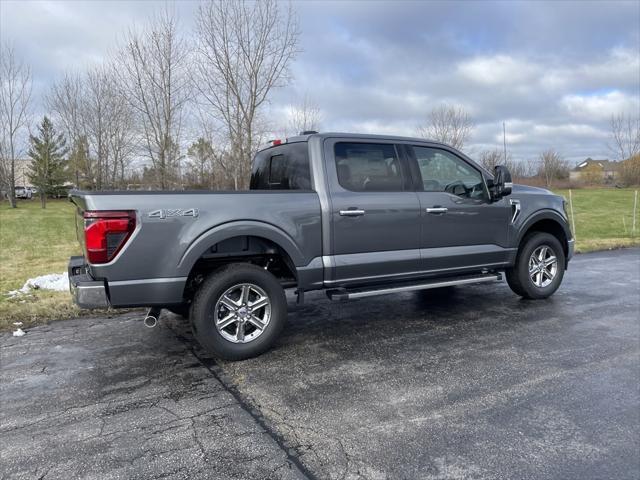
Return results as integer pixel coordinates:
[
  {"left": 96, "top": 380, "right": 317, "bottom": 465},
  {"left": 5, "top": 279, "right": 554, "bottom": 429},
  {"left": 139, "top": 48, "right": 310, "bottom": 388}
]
[{"left": 250, "top": 143, "right": 311, "bottom": 190}]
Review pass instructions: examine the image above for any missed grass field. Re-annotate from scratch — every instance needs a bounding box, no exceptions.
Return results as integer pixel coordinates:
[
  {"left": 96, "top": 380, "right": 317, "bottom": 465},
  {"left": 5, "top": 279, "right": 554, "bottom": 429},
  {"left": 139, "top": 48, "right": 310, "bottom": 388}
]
[
  {"left": 0, "top": 188, "right": 638, "bottom": 330},
  {"left": 556, "top": 188, "right": 640, "bottom": 252},
  {"left": 0, "top": 199, "right": 103, "bottom": 331}
]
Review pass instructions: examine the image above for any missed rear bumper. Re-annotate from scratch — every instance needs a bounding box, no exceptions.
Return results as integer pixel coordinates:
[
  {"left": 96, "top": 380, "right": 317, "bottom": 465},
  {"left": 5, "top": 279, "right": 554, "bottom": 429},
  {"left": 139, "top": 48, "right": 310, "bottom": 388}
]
[
  {"left": 68, "top": 255, "right": 186, "bottom": 308},
  {"left": 68, "top": 256, "right": 109, "bottom": 309}
]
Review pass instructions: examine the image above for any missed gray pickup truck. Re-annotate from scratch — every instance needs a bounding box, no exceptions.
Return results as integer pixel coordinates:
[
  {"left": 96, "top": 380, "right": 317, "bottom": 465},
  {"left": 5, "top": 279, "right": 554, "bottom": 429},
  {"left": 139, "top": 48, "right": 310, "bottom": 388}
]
[{"left": 69, "top": 132, "right": 574, "bottom": 360}]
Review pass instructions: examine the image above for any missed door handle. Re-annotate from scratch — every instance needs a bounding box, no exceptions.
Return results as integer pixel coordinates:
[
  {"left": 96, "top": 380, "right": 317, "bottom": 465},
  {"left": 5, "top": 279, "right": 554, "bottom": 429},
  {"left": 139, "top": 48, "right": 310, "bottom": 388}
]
[
  {"left": 426, "top": 207, "right": 448, "bottom": 214},
  {"left": 339, "top": 209, "right": 366, "bottom": 217}
]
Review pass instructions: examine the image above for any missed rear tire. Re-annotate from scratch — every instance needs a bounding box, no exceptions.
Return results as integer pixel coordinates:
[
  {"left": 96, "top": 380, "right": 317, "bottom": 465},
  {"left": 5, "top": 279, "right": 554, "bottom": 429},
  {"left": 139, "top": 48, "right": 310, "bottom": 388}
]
[
  {"left": 506, "top": 232, "right": 565, "bottom": 299},
  {"left": 167, "top": 304, "right": 190, "bottom": 318},
  {"left": 190, "top": 263, "right": 287, "bottom": 361}
]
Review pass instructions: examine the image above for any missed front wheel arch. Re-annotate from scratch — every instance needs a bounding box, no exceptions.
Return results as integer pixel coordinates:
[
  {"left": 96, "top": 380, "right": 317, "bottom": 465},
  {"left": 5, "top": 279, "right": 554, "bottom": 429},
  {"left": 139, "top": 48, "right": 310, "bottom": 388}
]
[
  {"left": 517, "top": 213, "right": 570, "bottom": 268},
  {"left": 507, "top": 231, "right": 566, "bottom": 299}
]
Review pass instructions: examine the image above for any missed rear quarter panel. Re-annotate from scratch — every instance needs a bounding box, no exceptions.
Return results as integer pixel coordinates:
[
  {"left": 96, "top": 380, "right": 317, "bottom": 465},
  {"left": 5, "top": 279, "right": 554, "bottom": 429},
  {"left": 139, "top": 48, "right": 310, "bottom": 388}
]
[{"left": 73, "top": 191, "right": 322, "bottom": 283}]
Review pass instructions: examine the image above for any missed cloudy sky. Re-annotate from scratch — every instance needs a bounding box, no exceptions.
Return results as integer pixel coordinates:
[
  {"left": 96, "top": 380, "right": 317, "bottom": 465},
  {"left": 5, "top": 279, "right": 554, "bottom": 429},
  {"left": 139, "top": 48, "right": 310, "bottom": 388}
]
[{"left": 1, "top": 0, "right": 639, "bottom": 165}]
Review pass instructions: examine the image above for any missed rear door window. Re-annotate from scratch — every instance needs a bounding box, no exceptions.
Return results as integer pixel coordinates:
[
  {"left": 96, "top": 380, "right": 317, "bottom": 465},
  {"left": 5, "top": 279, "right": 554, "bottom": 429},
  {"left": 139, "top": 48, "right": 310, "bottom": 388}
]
[{"left": 334, "top": 142, "right": 406, "bottom": 191}]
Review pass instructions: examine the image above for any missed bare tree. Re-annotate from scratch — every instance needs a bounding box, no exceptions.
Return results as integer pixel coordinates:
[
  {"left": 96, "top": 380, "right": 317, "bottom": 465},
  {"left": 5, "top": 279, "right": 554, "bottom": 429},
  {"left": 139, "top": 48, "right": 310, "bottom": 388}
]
[
  {"left": 538, "top": 149, "right": 569, "bottom": 188},
  {"left": 609, "top": 113, "right": 640, "bottom": 161},
  {"left": 84, "top": 67, "right": 111, "bottom": 189},
  {"left": 478, "top": 149, "right": 505, "bottom": 172},
  {"left": 115, "top": 9, "right": 191, "bottom": 189},
  {"left": 85, "top": 66, "right": 136, "bottom": 189},
  {"left": 195, "top": 0, "right": 300, "bottom": 190},
  {"left": 48, "top": 73, "right": 91, "bottom": 186},
  {"left": 478, "top": 149, "right": 531, "bottom": 178},
  {"left": 0, "top": 44, "right": 32, "bottom": 207},
  {"left": 48, "top": 72, "right": 86, "bottom": 152},
  {"left": 285, "top": 95, "right": 322, "bottom": 136},
  {"left": 49, "top": 68, "right": 136, "bottom": 189},
  {"left": 106, "top": 86, "right": 136, "bottom": 188},
  {"left": 417, "top": 104, "right": 474, "bottom": 150}
]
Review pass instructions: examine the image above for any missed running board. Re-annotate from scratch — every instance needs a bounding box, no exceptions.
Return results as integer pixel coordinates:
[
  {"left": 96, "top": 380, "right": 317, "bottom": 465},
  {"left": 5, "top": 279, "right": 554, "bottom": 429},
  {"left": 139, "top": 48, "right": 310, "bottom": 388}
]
[{"left": 326, "top": 273, "right": 502, "bottom": 301}]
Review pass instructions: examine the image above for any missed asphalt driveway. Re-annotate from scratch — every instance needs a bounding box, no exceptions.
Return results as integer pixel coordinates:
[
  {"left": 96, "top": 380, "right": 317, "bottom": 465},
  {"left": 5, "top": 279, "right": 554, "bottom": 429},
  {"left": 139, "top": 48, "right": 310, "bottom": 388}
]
[{"left": 1, "top": 249, "right": 639, "bottom": 479}]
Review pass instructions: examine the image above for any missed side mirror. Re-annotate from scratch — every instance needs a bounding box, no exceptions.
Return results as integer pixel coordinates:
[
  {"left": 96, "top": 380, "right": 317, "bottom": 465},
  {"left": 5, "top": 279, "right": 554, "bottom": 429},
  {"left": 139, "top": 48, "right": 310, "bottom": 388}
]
[{"left": 491, "top": 165, "right": 513, "bottom": 200}]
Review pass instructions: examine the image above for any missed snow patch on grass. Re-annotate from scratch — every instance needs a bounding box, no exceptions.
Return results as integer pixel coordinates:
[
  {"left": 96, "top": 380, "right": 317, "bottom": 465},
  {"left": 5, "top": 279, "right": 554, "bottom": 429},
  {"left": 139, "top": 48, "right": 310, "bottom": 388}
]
[{"left": 6, "top": 273, "right": 69, "bottom": 297}]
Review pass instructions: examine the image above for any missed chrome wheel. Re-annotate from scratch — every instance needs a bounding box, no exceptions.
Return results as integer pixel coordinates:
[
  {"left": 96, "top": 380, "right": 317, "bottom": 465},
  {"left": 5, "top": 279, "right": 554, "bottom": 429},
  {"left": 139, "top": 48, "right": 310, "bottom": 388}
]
[
  {"left": 528, "top": 245, "right": 558, "bottom": 288},
  {"left": 214, "top": 283, "right": 271, "bottom": 344}
]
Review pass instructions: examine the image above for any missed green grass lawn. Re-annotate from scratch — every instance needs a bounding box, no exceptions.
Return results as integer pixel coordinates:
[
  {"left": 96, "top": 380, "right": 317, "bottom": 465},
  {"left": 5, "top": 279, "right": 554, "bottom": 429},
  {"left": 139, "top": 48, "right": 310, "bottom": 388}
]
[
  {"left": 0, "top": 188, "right": 638, "bottom": 330},
  {"left": 555, "top": 188, "right": 640, "bottom": 252},
  {"left": 0, "top": 199, "right": 90, "bottom": 330}
]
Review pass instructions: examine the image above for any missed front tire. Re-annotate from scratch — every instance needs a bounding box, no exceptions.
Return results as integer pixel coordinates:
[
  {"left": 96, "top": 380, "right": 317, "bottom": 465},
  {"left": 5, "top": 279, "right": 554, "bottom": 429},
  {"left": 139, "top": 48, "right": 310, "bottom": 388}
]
[
  {"left": 190, "top": 263, "right": 287, "bottom": 361},
  {"left": 506, "top": 232, "right": 565, "bottom": 299}
]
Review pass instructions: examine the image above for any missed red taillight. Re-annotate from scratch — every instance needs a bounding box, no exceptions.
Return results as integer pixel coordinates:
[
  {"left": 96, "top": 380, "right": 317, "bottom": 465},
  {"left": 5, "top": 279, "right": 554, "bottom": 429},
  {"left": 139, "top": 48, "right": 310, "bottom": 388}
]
[{"left": 83, "top": 211, "right": 136, "bottom": 264}]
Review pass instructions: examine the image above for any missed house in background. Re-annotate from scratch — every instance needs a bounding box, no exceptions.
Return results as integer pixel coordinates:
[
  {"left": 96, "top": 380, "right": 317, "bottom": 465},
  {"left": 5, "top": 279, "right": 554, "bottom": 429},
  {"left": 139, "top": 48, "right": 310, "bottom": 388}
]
[
  {"left": 14, "top": 158, "right": 34, "bottom": 188},
  {"left": 570, "top": 158, "right": 621, "bottom": 183}
]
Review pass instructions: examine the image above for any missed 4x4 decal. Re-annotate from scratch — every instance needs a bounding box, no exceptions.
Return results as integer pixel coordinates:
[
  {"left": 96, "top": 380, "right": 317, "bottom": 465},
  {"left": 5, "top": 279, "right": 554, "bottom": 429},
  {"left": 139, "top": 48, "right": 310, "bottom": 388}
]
[{"left": 148, "top": 208, "right": 199, "bottom": 219}]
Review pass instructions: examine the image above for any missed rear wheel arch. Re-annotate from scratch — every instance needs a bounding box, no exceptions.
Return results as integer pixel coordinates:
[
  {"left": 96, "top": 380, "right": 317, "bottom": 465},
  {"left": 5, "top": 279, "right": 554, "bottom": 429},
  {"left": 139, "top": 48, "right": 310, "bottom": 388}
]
[
  {"left": 190, "top": 262, "right": 288, "bottom": 360},
  {"left": 179, "top": 222, "right": 304, "bottom": 272},
  {"left": 180, "top": 228, "right": 300, "bottom": 304}
]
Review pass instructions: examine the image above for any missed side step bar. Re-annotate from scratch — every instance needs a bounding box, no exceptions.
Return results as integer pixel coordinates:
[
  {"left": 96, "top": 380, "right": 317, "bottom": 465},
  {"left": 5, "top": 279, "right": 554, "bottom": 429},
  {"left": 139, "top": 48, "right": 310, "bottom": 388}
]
[{"left": 326, "top": 273, "right": 502, "bottom": 301}]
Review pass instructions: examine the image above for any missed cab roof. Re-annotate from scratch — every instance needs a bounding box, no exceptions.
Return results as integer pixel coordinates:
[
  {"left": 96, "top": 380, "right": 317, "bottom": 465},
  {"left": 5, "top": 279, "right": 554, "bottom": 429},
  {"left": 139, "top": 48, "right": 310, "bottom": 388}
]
[{"left": 260, "top": 131, "right": 452, "bottom": 152}]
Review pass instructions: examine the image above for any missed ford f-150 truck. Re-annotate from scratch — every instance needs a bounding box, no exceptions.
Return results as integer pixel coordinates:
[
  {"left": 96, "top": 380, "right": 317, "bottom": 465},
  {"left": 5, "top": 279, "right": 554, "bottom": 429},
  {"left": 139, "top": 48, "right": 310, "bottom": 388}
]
[{"left": 69, "top": 132, "right": 574, "bottom": 360}]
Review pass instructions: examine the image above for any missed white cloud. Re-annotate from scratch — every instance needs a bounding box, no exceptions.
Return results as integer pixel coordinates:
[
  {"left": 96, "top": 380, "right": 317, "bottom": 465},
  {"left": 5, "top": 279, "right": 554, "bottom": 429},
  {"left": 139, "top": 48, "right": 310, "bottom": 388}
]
[
  {"left": 457, "top": 55, "right": 540, "bottom": 86},
  {"left": 561, "top": 91, "right": 639, "bottom": 121},
  {"left": 532, "top": 123, "right": 608, "bottom": 139}
]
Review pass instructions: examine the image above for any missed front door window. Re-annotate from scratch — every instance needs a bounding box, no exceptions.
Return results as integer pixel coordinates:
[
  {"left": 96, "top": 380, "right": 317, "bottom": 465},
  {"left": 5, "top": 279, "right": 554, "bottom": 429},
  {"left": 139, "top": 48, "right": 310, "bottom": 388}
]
[{"left": 412, "top": 146, "right": 487, "bottom": 201}]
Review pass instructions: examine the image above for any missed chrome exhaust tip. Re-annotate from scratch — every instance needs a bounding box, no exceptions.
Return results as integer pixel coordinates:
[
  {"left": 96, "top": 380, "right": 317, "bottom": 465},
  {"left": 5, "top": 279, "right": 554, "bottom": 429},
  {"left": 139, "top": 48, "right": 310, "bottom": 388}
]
[
  {"left": 143, "top": 315, "right": 158, "bottom": 328},
  {"left": 143, "top": 308, "right": 161, "bottom": 328}
]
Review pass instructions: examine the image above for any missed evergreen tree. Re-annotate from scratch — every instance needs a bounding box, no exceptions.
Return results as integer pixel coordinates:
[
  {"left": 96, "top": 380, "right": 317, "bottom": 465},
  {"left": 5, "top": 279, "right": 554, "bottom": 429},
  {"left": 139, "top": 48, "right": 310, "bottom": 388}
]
[
  {"left": 27, "top": 116, "right": 68, "bottom": 208},
  {"left": 67, "top": 135, "right": 92, "bottom": 189}
]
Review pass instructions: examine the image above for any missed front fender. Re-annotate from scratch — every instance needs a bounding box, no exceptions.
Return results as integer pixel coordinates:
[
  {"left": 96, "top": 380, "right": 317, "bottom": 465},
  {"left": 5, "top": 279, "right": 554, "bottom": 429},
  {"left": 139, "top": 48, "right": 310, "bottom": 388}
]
[
  {"left": 516, "top": 209, "right": 572, "bottom": 247},
  {"left": 177, "top": 220, "right": 307, "bottom": 277}
]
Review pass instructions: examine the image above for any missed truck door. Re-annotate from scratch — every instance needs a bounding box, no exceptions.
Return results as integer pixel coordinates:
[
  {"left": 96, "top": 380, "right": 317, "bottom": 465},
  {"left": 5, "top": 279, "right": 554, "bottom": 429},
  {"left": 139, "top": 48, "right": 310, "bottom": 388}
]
[
  {"left": 323, "top": 138, "right": 421, "bottom": 286},
  {"left": 405, "top": 144, "right": 513, "bottom": 273}
]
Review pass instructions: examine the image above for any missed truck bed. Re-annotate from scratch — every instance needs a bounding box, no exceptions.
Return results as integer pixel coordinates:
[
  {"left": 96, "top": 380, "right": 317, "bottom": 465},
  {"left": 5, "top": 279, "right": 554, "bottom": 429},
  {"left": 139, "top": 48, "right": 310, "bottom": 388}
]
[{"left": 70, "top": 190, "right": 323, "bottom": 307}]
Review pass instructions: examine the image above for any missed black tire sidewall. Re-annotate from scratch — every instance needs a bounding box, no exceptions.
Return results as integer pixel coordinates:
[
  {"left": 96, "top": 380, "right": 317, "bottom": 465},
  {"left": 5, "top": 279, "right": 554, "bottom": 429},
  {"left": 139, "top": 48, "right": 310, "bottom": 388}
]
[
  {"left": 191, "top": 264, "right": 287, "bottom": 360},
  {"left": 516, "top": 232, "right": 565, "bottom": 299},
  {"left": 167, "top": 304, "right": 190, "bottom": 318}
]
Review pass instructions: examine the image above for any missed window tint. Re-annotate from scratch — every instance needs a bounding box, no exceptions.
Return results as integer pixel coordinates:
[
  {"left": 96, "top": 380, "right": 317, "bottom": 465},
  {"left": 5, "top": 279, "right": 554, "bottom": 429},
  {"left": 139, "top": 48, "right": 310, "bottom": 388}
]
[
  {"left": 334, "top": 142, "right": 404, "bottom": 192},
  {"left": 412, "top": 146, "right": 486, "bottom": 199},
  {"left": 250, "top": 143, "right": 312, "bottom": 190}
]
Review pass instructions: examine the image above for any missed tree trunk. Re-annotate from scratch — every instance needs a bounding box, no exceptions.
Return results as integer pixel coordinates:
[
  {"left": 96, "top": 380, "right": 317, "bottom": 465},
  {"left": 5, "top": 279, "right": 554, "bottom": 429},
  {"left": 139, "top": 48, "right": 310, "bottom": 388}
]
[
  {"left": 8, "top": 151, "right": 17, "bottom": 208},
  {"left": 159, "top": 149, "right": 166, "bottom": 190},
  {"left": 40, "top": 192, "right": 46, "bottom": 209}
]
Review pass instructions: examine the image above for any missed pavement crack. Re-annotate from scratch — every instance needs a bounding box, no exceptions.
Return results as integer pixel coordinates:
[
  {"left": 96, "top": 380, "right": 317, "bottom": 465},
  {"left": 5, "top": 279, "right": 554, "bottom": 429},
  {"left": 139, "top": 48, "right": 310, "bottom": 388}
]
[
  {"left": 189, "top": 418, "right": 207, "bottom": 459},
  {"left": 36, "top": 469, "right": 50, "bottom": 480},
  {"left": 167, "top": 323, "right": 317, "bottom": 480}
]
